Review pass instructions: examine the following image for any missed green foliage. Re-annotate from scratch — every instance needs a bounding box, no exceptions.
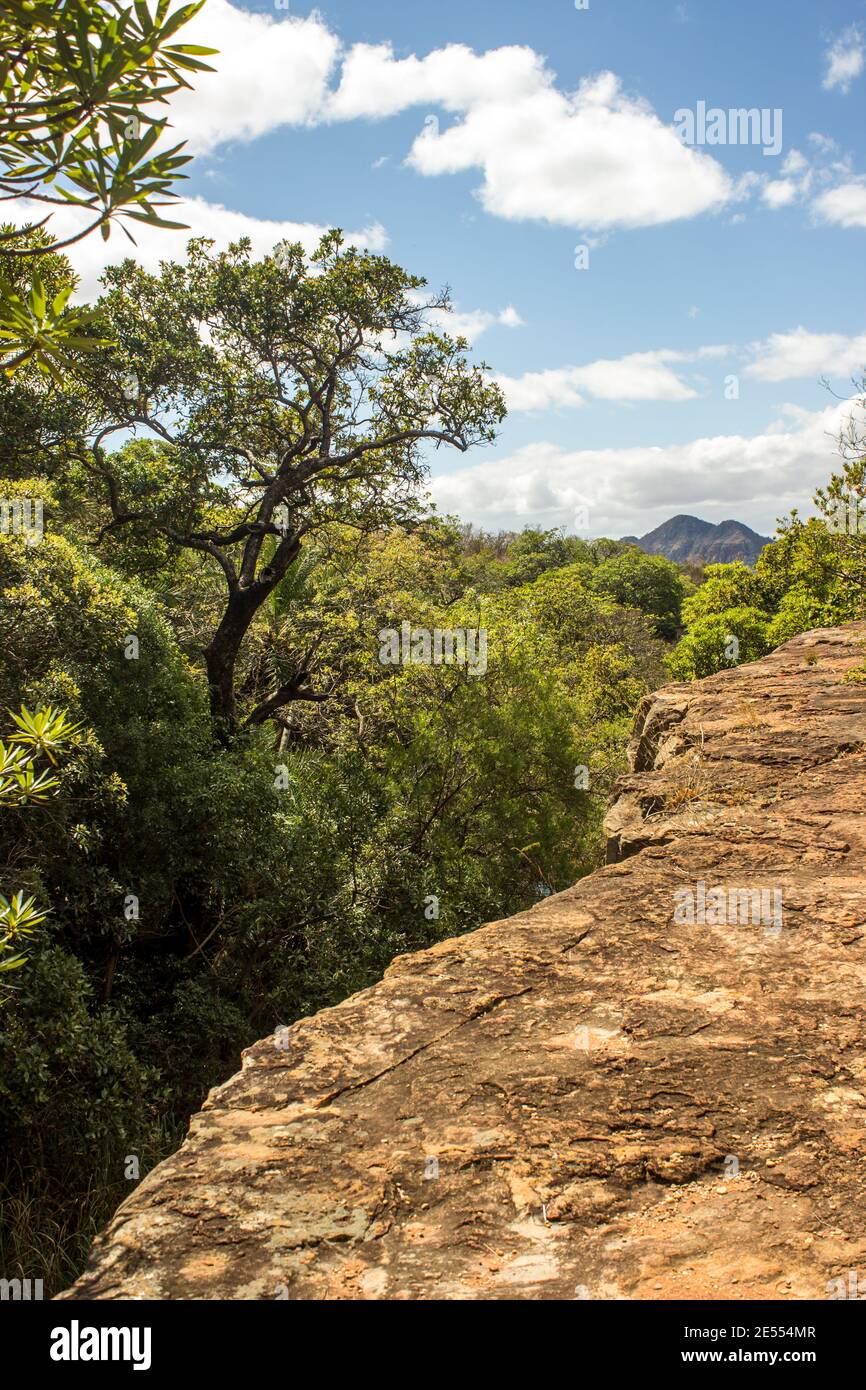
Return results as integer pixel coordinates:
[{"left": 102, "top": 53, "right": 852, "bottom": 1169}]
[
  {"left": 0, "top": 0, "right": 215, "bottom": 375},
  {"left": 457, "top": 523, "right": 636, "bottom": 592},
  {"left": 0, "top": 271, "right": 103, "bottom": 382},
  {"left": 0, "top": 893, "right": 47, "bottom": 978},
  {"left": 0, "top": 259, "right": 95, "bottom": 480},
  {"left": 0, "top": 531, "right": 290, "bottom": 982},
  {"left": 665, "top": 606, "right": 772, "bottom": 680},
  {"left": 589, "top": 549, "right": 685, "bottom": 639},
  {"left": 73, "top": 232, "right": 506, "bottom": 732},
  {"left": 668, "top": 448, "right": 866, "bottom": 679},
  {"left": 766, "top": 585, "right": 848, "bottom": 648},
  {"left": 8, "top": 704, "right": 82, "bottom": 768},
  {"left": 0, "top": 942, "right": 167, "bottom": 1290},
  {"left": 496, "top": 527, "right": 593, "bottom": 587},
  {"left": 678, "top": 561, "right": 764, "bottom": 624},
  {"left": 0, "top": 704, "right": 80, "bottom": 979}
]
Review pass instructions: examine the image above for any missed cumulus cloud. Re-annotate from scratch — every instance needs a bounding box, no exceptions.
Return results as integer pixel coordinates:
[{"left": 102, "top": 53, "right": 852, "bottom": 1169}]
[
  {"left": 13, "top": 197, "right": 386, "bottom": 301},
  {"left": 131, "top": 6, "right": 866, "bottom": 239},
  {"left": 808, "top": 132, "right": 839, "bottom": 155},
  {"left": 822, "top": 25, "right": 864, "bottom": 94},
  {"left": 327, "top": 41, "right": 548, "bottom": 122},
  {"left": 404, "top": 69, "right": 733, "bottom": 231},
  {"left": 758, "top": 149, "right": 815, "bottom": 208},
  {"left": 161, "top": 14, "right": 734, "bottom": 234},
  {"left": 167, "top": 0, "right": 340, "bottom": 153},
  {"left": 428, "top": 401, "right": 861, "bottom": 537},
  {"left": 495, "top": 345, "right": 734, "bottom": 411},
  {"left": 749, "top": 138, "right": 866, "bottom": 228},
  {"left": 813, "top": 180, "right": 866, "bottom": 228},
  {"left": 745, "top": 328, "right": 866, "bottom": 382},
  {"left": 782, "top": 149, "right": 809, "bottom": 176},
  {"left": 495, "top": 350, "right": 702, "bottom": 411},
  {"left": 762, "top": 179, "right": 798, "bottom": 208},
  {"left": 428, "top": 302, "right": 524, "bottom": 343}
]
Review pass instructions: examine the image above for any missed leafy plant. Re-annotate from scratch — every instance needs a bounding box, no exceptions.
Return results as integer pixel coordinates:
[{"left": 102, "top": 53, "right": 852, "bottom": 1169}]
[
  {"left": 0, "top": 0, "right": 216, "bottom": 374},
  {"left": 0, "top": 893, "right": 47, "bottom": 976},
  {"left": 0, "top": 706, "right": 80, "bottom": 980}
]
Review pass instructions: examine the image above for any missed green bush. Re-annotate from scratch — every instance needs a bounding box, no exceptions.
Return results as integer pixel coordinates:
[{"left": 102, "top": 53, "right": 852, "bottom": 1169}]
[{"left": 666, "top": 606, "right": 772, "bottom": 680}]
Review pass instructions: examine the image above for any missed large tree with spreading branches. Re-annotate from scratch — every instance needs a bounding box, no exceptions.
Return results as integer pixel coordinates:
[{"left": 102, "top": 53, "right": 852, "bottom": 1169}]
[{"left": 76, "top": 232, "right": 506, "bottom": 736}]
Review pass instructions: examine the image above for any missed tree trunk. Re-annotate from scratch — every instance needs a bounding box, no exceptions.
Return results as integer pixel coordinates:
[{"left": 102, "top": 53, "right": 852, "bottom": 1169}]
[
  {"left": 203, "top": 534, "right": 303, "bottom": 739},
  {"left": 203, "top": 587, "right": 262, "bottom": 738}
]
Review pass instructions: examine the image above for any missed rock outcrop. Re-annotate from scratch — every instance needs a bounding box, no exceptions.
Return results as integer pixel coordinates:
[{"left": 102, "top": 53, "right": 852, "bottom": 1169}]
[{"left": 62, "top": 625, "right": 866, "bottom": 1300}]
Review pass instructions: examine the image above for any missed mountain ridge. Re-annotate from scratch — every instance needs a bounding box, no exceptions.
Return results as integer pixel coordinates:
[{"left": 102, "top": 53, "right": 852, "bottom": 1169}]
[{"left": 623, "top": 513, "right": 770, "bottom": 566}]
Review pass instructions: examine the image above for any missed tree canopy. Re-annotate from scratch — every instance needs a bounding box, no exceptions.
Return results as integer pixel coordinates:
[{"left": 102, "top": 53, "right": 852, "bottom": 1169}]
[{"left": 75, "top": 232, "right": 506, "bottom": 733}]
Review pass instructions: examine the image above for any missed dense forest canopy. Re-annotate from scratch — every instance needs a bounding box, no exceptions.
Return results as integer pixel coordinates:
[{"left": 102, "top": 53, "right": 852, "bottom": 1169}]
[{"left": 1, "top": 0, "right": 865, "bottom": 1298}]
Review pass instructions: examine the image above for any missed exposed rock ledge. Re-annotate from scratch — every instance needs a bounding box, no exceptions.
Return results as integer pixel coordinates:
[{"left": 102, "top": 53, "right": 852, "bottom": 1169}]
[{"left": 62, "top": 625, "right": 866, "bottom": 1301}]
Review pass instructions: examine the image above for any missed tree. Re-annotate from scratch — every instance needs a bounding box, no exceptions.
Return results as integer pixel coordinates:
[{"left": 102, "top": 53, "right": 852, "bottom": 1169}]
[
  {"left": 677, "top": 560, "right": 764, "bottom": 624},
  {"left": 0, "top": 0, "right": 214, "bottom": 375},
  {"left": 665, "top": 606, "right": 771, "bottom": 680},
  {"left": 813, "top": 446, "right": 866, "bottom": 616},
  {"left": 590, "top": 549, "right": 685, "bottom": 639},
  {"left": 77, "top": 232, "right": 506, "bottom": 736},
  {"left": 667, "top": 417, "right": 866, "bottom": 680},
  {"left": 500, "top": 527, "right": 591, "bottom": 587}
]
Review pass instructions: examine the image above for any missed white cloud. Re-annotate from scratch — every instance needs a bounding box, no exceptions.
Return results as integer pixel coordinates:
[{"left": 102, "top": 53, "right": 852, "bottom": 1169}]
[
  {"left": 429, "top": 302, "right": 524, "bottom": 342},
  {"left": 120, "top": 6, "right": 866, "bottom": 243},
  {"left": 813, "top": 180, "right": 866, "bottom": 228},
  {"left": 327, "top": 41, "right": 548, "bottom": 122},
  {"left": 808, "top": 132, "right": 839, "bottom": 154},
  {"left": 762, "top": 179, "right": 798, "bottom": 208},
  {"left": 161, "top": 14, "right": 735, "bottom": 234},
  {"left": 782, "top": 149, "right": 809, "bottom": 176},
  {"left": 756, "top": 147, "right": 827, "bottom": 211},
  {"left": 404, "top": 69, "right": 733, "bottom": 231},
  {"left": 495, "top": 345, "right": 734, "bottom": 411},
  {"left": 750, "top": 138, "right": 866, "bottom": 225},
  {"left": 745, "top": 327, "right": 866, "bottom": 382},
  {"left": 496, "top": 369, "right": 586, "bottom": 412},
  {"left": 13, "top": 197, "right": 387, "bottom": 301},
  {"left": 497, "top": 305, "right": 524, "bottom": 329},
  {"left": 428, "top": 400, "right": 861, "bottom": 536},
  {"left": 822, "top": 25, "right": 864, "bottom": 94},
  {"left": 168, "top": 0, "right": 340, "bottom": 153},
  {"left": 495, "top": 350, "right": 701, "bottom": 411}
]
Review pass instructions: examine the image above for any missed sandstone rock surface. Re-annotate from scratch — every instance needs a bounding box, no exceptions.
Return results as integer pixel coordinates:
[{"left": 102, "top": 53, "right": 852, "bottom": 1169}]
[{"left": 62, "top": 625, "right": 866, "bottom": 1300}]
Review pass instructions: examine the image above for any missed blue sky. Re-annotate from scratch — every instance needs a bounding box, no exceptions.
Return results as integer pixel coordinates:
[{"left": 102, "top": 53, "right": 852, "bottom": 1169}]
[{"left": 54, "top": 0, "right": 866, "bottom": 538}]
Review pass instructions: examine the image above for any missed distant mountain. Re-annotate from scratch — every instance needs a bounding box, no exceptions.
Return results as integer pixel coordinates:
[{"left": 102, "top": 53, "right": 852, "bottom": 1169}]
[{"left": 624, "top": 514, "right": 770, "bottom": 567}]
